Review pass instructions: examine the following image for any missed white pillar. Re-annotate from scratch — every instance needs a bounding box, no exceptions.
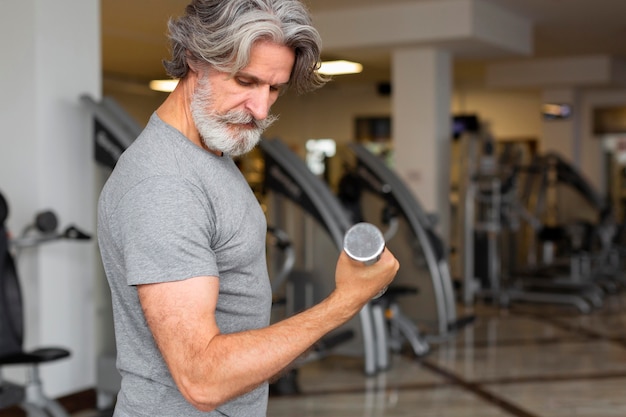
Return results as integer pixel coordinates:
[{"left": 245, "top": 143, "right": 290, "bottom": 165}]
[
  {"left": 392, "top": 47, "right": 452, "bottom": 241},
  {"left": 0, "top": 0, "right": 101, "bottom": 397}
]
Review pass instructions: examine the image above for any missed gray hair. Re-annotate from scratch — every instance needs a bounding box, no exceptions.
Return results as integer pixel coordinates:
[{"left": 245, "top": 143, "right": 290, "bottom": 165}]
[{"left": 163, "top": 0, "right": 328, "bottom": 94}]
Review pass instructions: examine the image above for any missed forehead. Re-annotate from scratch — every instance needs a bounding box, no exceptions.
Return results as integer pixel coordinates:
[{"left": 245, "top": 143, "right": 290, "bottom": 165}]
[{"left": 238, "top": 40, "right": 295, "bottom": 85}]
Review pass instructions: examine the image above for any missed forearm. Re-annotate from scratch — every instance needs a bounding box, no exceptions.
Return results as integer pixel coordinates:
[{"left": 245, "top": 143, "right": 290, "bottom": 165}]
[
  {"left": 145, "top": 250, "right": 398, "bottom": 412},
  {"left": 180, "top": 290, "right": 360, "bottom": 410}
]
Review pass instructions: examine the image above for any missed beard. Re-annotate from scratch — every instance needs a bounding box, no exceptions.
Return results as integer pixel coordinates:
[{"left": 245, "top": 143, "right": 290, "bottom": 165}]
[{"left": 190, "top": 75, "right": 278, "bottom": 157}]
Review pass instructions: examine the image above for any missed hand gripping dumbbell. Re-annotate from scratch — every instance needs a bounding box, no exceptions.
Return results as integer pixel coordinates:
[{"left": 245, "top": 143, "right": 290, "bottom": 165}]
[{"left": 343, "top": 222, "right": 387, "bottom": 299}]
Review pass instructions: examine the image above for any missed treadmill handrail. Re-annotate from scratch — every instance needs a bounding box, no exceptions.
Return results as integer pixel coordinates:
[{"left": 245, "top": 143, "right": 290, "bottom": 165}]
[
  {"left": 348, "top": 143, "right": 454, "bottom": 336},
  {"left": 348, "top": 144, "right": 445, "bottom": 256},
  {"left": 260, "top": 138, "right": 352, "bottom": 249},
  {"left": 260, "top": 138, "right": 379, "bottom": 375}
]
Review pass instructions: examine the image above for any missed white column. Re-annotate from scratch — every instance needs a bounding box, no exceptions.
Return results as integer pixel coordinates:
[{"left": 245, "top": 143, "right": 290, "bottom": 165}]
[
  {"left": 392, "top": 47, "right": 452, "bottom": 241},
  {"left": 0, "top": 0, "right": 101, "bottom": 397}
]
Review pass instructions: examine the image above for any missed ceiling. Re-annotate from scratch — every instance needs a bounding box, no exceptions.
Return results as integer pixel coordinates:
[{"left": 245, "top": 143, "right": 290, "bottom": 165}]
[{"left": 102, "top": 0, "right": 626, "bottom": 88}]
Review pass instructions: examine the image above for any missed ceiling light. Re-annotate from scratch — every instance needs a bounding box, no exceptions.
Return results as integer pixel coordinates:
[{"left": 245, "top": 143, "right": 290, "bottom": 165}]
[
  {"left": 149, "top": 79, "right": 179, "bottom": 92},
  {"left": 317, "top": 60, "right": 363, "bottom": 76}
]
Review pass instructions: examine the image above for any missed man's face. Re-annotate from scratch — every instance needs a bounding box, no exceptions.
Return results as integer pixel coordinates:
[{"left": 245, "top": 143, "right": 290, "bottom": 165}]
[{"left": 191, "top": 41, "right": 295, "bottom": 156}]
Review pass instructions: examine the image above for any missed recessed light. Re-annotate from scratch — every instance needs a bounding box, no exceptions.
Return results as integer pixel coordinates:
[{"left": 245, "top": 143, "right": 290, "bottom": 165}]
[
  {"left": 149, "top": 79, "right": 179, "bottom": 92},
  {"left": 317, "top": 60, "right": 363, "bottom": 76}
]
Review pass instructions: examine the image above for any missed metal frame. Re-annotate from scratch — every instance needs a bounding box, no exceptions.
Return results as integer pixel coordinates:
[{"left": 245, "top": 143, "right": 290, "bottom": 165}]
[
  {"left": 348, "top": 143, "right": 464, "bottom": 338},
  {"left": 260, "top": 138, "right": 383, "bottom": 375}
]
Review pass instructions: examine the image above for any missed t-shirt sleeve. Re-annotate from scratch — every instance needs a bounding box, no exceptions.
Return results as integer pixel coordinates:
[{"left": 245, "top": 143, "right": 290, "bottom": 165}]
[{"left": 112, "top": 176, "right": 219, "bottom": 286}]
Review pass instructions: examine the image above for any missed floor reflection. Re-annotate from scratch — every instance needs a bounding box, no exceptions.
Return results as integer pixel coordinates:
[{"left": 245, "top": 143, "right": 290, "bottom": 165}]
[{"left": 268, "top": 292, "right": 626, "bottom": 417}]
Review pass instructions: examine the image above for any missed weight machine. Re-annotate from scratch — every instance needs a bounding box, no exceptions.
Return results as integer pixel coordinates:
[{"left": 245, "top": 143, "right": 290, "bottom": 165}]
[
  {"left": 0, "top": 191, "right": 90, "bottom": 417},
  {"left": 460, "top": 128, "right": 612, "bottom": 313}
]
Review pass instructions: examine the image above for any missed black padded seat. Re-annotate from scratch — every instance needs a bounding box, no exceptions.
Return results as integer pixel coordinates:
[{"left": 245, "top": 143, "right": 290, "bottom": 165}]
[
  {"left": 0, "top": 348, "right": 71, "bottom": 365},
  {"left": 0, "top": 190, "right": 72, "bottom": 416}
]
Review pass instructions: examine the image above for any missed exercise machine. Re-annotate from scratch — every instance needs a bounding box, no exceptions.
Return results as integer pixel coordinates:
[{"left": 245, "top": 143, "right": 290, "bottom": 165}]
[
  {"left": 519, "top": 152, "right": 622, "bottom": 287},
  {"left": 267, "top": 225, "right": 354, "bottom": 395},
  {"left": 81, "top": 95, "right": 141, "bottom": 169},
  {"left": 0, "top": 191, "right": 90, "bottom": 417},
  {"left": 344, "top": 143, "right": 474, "bottom": 340},
  {"left": 460, "top": 129, "right": 612, "bottom": 313},
  {"left": 260, "top": 138, "right": 388, "bottom": 375}
]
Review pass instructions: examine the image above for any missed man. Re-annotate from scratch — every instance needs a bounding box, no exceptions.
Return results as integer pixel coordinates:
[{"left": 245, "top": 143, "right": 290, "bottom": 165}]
[{"left": 97, "top": 1, "right": 399, "bottom": 416}]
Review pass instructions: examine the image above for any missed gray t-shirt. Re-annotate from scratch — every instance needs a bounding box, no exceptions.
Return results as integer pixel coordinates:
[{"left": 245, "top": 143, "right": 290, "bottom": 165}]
[{"left": 98, "top": 113, "right": 272, "bottom": 417}]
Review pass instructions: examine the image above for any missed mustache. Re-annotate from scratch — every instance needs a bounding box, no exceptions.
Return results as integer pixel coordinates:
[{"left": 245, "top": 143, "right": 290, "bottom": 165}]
[{"left": 216, "top": 110, "right": 278, "bottom": 131}]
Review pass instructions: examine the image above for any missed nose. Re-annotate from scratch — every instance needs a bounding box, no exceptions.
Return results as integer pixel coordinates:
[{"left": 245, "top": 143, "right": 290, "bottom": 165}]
[{"left": 245, "top": 86, "right": 274, "bottom": 121}]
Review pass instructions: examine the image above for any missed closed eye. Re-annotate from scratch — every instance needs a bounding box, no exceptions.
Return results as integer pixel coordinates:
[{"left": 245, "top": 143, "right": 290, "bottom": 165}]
[
  {"left": 235, "top": 74, "right": 288, "bottom": 95},
  {"left": 236, "top": 77, "right": 254, "bottom": 87},
  {"left": 272, "top": 84, "right": 289, "bottom": 96}
]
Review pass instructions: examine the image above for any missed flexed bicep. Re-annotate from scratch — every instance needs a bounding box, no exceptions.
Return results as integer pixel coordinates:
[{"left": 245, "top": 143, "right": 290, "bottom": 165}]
[{"left": 137, "top": 276, "right": 220, "bottom": 405}]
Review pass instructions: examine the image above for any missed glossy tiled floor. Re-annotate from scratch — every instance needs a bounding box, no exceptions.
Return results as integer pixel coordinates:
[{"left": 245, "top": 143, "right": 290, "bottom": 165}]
[
  {"left": 6, "top": 289, "right": 624, "bottom": 417},
  {"left": 267, "top": 291, "right": 626, "bottom": 417}
]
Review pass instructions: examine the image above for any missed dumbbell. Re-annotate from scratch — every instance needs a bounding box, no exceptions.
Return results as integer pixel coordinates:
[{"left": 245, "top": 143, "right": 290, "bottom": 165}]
[{"left": 343, "top": 222, "right": 387, "bottom": 298}]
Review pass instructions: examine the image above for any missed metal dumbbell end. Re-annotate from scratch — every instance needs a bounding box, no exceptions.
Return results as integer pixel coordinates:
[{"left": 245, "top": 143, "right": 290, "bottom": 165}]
[
  {"left": 343, "top": 222, "right": 385, "bottom": 265},
  {"left": 343, "top": 222, "right": 387, "bottom": 298}
]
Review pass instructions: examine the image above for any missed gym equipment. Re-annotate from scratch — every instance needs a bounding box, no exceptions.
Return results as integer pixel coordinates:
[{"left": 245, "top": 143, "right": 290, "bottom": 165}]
[
  {"left": 80, "top": 95, "right": 141, "bottom": 169},
  {"left": 267, "top": 226, "right": 296, "bottom": 295},
  {"left": 0, "top": 192, "right": 25, "bottom": 412},
  {"left": 260, "top": 138, "right": 385, "bottom": 375},
  {"left": 268, "top": 211, "right": 389, "bottom": 394},
  {"left": 268, "top": 224, "right": 365, "bottom": 395},
  {"left": 459, "top": 128, "right": 613, "bottom": 313},
  {"left": 261, "top": 138, "right": 436, "bottom": 375},
  {"left": 342, "top": 222, "right": 429, "bottom": 369},
  {"left": 267, "top": 225, "right": 355, "bottom": 395},
  {"left": 11, "top": 213, "right": 91, "bottom": 253},
  {"left": 464, "top": 156, "right": 599, "bottom": 312},
  {"left": 345, "top": 143, "right": 474, "bottom": 339},
  {"left": 0, "top": 191, "right": 90, "bottom": 417},
  {"left": 371, "top": 285, "right": 429, "bottom": 363},
  {"left": 520, "top": 152, "right": 622, "bottom": 284}
]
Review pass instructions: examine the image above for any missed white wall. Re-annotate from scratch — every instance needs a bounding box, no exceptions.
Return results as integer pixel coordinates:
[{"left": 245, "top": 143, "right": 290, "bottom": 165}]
[
  {"left": 0, "top": 0, "right": 100, "bottom": 398},
  {"left": 452, "top": 86, "right": 542, "bottom": 139},
  {"left": 266, "top": 83, "right": 391, "bottom": 146},
  {"left": 266, "top": 81, "right": 543, "bottom": 146}
]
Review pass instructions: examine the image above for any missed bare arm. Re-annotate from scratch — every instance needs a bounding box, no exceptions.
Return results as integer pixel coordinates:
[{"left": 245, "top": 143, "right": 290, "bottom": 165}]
[{"left": 138, "top": 248, "right": 398, "bottom": 412}]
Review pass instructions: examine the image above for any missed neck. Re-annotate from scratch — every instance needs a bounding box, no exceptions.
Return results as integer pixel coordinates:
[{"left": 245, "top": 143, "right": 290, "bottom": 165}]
[{"left": 156, "top": 75, "right": 221, "bottom": 156}]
